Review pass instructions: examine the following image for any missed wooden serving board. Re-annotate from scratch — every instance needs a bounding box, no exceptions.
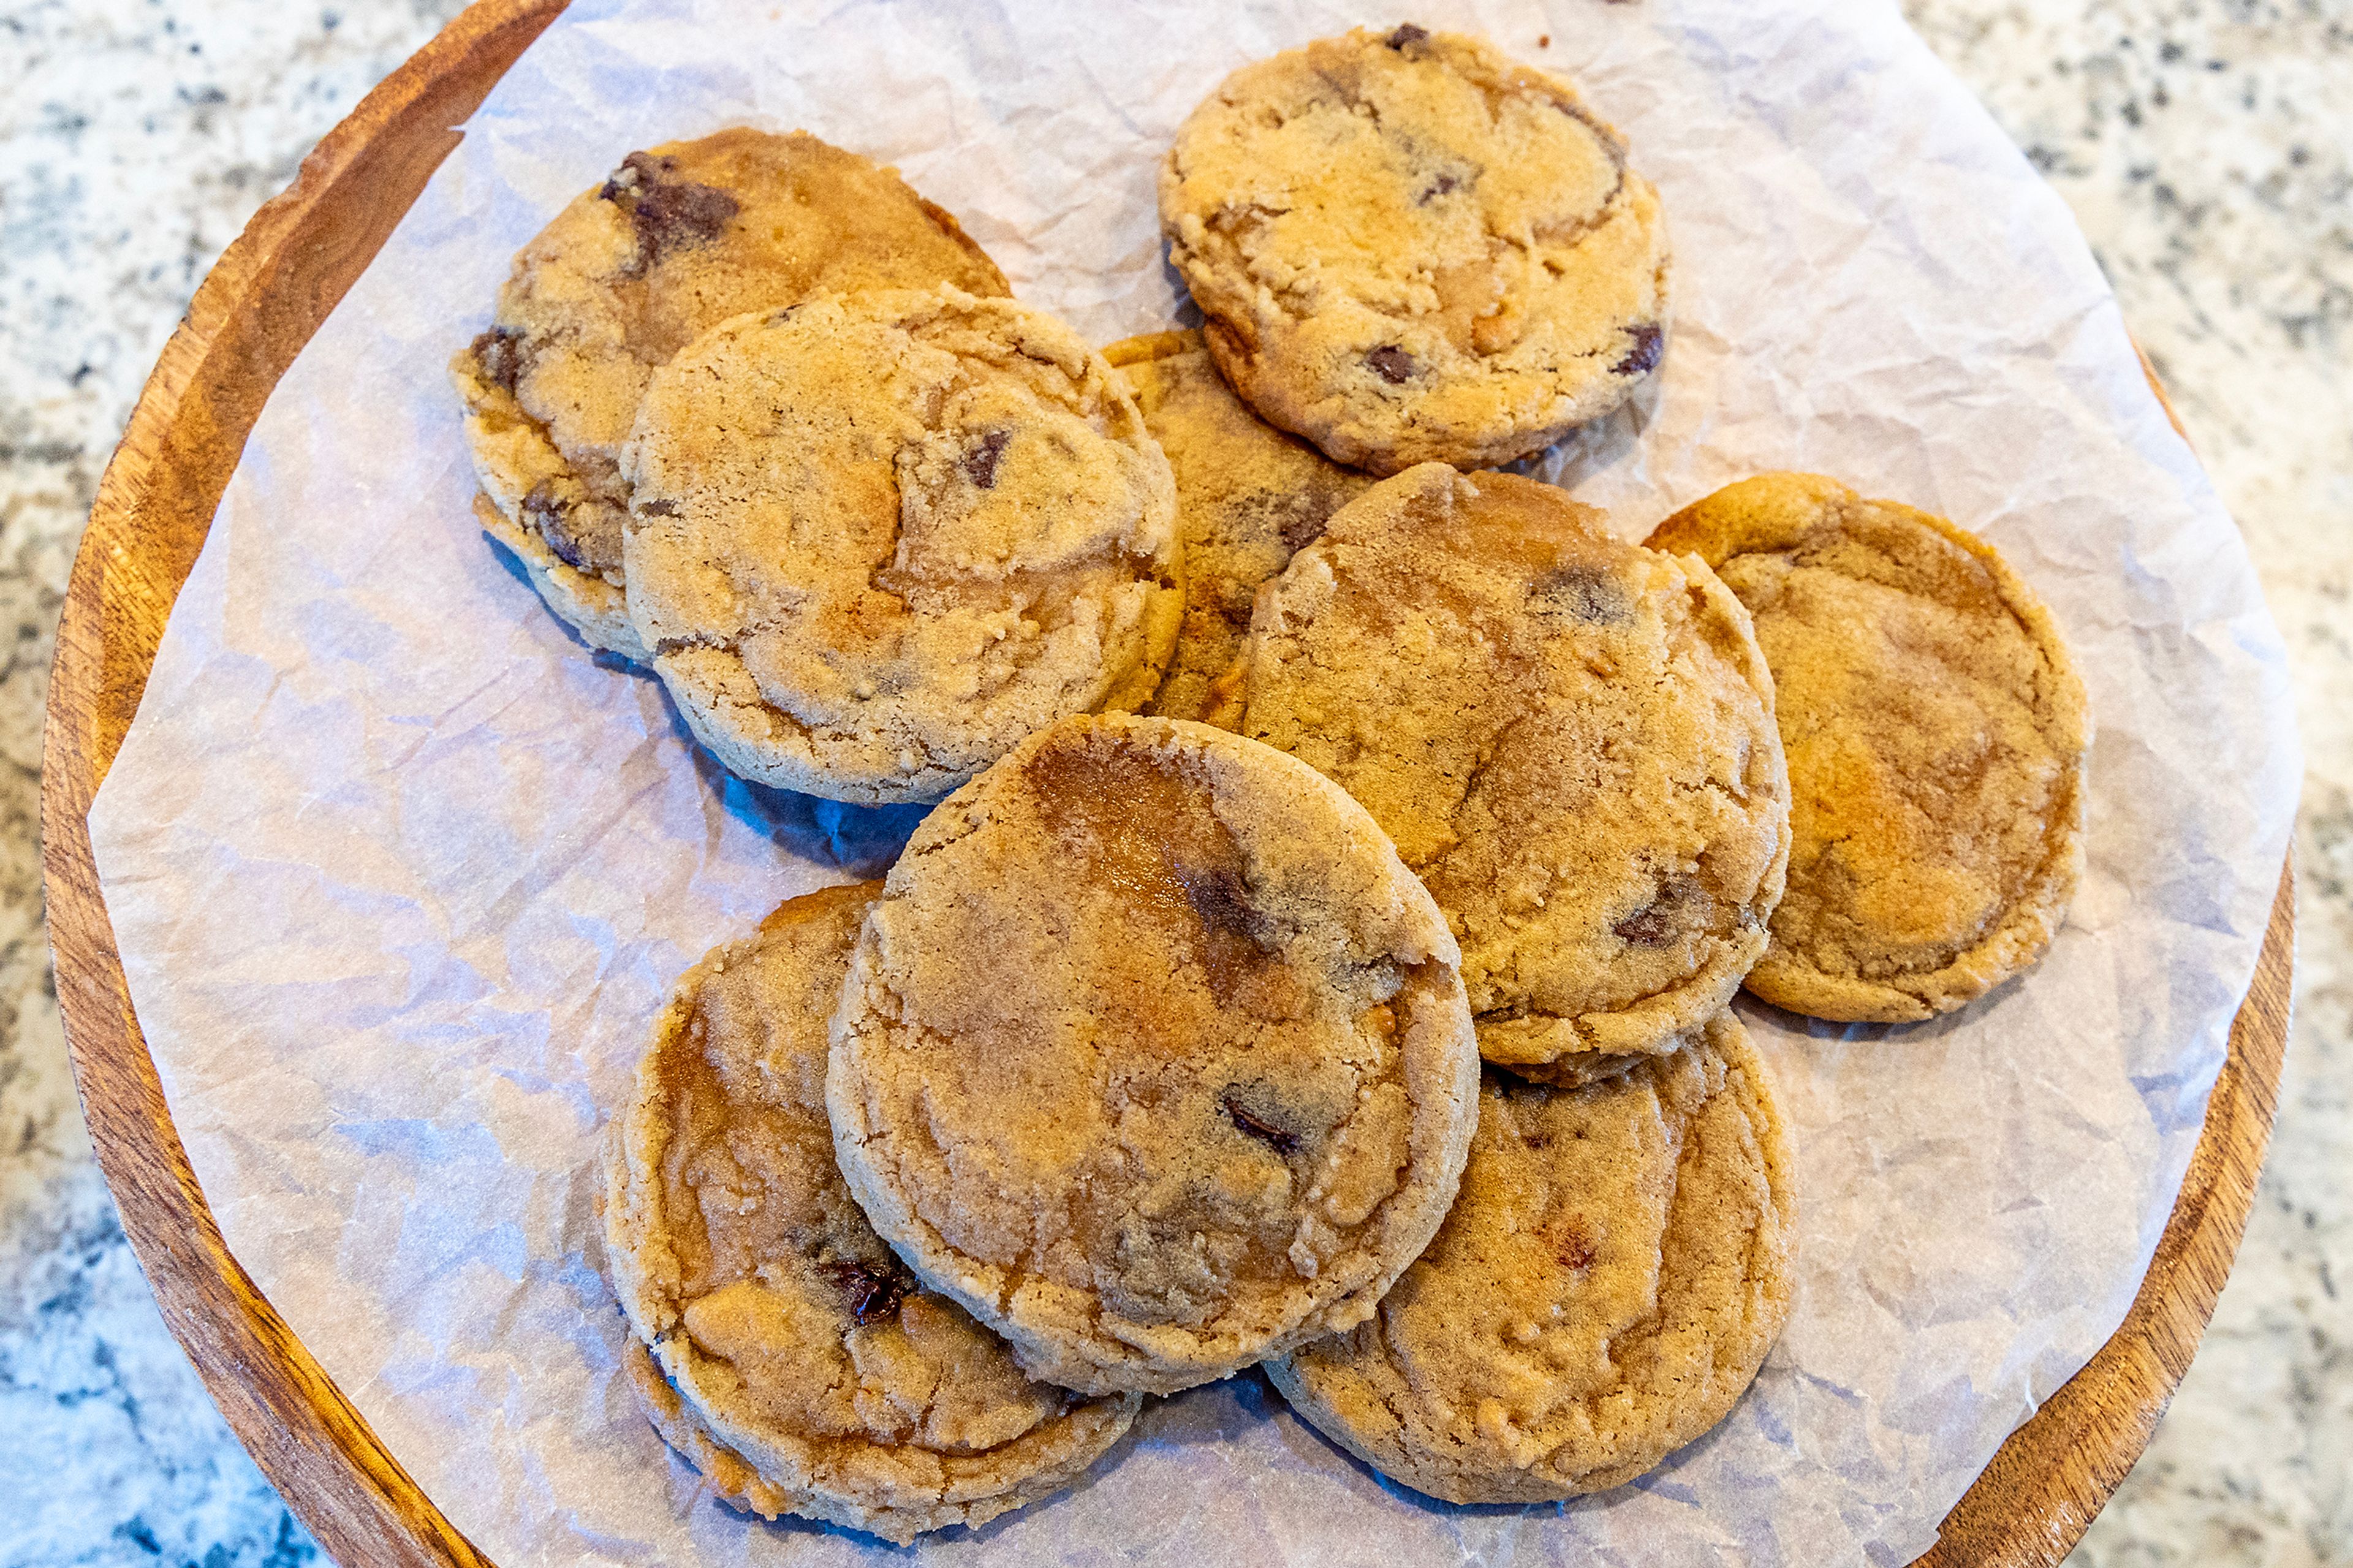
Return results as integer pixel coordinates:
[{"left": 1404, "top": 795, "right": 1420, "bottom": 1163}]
[{"left": 39, "top": 1, "right": 2296, "bottom": 1562}]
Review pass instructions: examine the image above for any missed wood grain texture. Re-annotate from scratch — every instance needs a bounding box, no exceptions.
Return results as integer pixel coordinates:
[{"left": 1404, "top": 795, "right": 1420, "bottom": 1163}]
[
  {"left": 37, "top": 2, "right": 2294, "bottom": 1564},
  {"left": 39, "top": 1, "right": 564, "bottom": 1563},
  {"left": 1919, "top": 866, "right": 2294, "bottom": 1565}
]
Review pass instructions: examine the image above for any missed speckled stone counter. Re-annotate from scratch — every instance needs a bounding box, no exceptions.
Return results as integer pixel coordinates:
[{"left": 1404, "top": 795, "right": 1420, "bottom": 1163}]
[
  {"left": 0, "top": 13, "right": 474, "bottom": 1565},
  {"left": 1, "top": 3, "right": 2345, "bottom": 1564}
]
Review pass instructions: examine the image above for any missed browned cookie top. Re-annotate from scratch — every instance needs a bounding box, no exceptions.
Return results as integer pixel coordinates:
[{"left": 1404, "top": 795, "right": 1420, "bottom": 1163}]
[
  {"left": 621, "top": 289, "right": 1183, "bottom": 804},
  {"left": 1267, "top": 1010, "right": 1796, "bottom": 1504},
  {"left": 1647, "top": 473, "right": 2090, "bottom": 1021},
  {"left": 827, "top": 714, "right": 1480, "bottom": 1396},
  {"left": 1214, "top": 464, "right": 1789, "bottom": 1075},
  {"left": 603, "top": 883, "right": 1137, "bottom": 1543},
  {"left": 450, "top": 129, "right": 1008, "bottom": 656},
  {"left": 1160, "top": 27, "right": 1670, "bottom": 475}
]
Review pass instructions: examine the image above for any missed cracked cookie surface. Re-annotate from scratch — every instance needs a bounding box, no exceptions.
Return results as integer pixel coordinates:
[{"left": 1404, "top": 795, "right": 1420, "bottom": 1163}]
[
  {"left": 1647, "top": 473, "right": 2090, "bottom": 1022},
  {"left": 603, "top": 882, "right": 1137, "bottom": 1544},
  {"left": 826, "top": 714, "right": 1479, "bottom": 1396},
  {"left": 1214, "top": 464, "right": 1789, "bottom": 1077},
  {"left": 450, "top": 128, "right": 1009, "bottom": 658},
  {"left": 1159, "top": 26, "right": 1671, "bottom": 475},
  {"left": 1105, "top": 330, "right": 1376, "bottom": 722},
  {"left": 1266, "top": 1009, "right": 1795, "bottom": 1503},
  {"left": 624, "top": 288, "right": 1183, "bottom": 803}
]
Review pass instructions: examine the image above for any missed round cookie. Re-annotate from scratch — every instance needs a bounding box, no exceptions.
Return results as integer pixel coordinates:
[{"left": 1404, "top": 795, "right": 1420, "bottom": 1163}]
[
  {"left": 604, "top": 882, "right": 1139, "bottom": 1543},
  {"left": 1266, "top": 1009, "right": 1796, "bottom": 1504},
  {"left": 623, "top": 289, "right": 1183, "bottom": 804},
  {"left": 827, "top": 713, "right": 1480, "bottom": 1396},
  {"left": 451, "top": 129, "right": 1009, "bottom": 659},
  {"left": 1214, "top": 464, "right": 1789, "bottom": 1078},
  {"left": 1646, "top": 474, "right": 2090, "bottom": 1022},
  {"left": 1105, "top": 330, "right": 1377, "bottom": 722},
  {"left": 1159, "top": 26, "right": 1671, "bottom": 476}
]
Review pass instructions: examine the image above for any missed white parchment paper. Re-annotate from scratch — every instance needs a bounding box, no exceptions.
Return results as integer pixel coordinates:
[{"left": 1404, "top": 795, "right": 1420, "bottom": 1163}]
[{"left": 88, "top": 1, "right": 2300, "bottom": 1562}]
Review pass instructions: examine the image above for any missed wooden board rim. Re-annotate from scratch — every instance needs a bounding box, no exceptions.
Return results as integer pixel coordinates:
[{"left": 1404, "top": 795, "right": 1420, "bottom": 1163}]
[{"left": 37, "top": 1, "right": 2296, "bottom": 1562}]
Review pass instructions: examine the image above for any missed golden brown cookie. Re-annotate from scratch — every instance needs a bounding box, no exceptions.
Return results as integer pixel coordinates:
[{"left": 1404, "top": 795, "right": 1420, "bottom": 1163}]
[
  {"left": 827, "top": 714, "right": 1480, "bottom": 1396},
  {"left": 1104, "top": 330, "right": 1376, "bottom": 722},
  {"left": 603, "top": 883, "right": 1138, "bottom": 1543},
  {"left": 1646, "top": 474, "right": 2090, "bottom": 1021},
  {"left": 452, "top": 129, "right": 1009, "bottom": 658},
  {"left": 1214, "top": 464, "right": 1789, "bottom": 1078},
  {"left": 623, "top": 288, "right": 1183, "bottom": 804},
  {"left": 1266, "top": 1010, "right": 1795, "bottom": 1503},
  {"left": 1159, "top": 26, "right": 1670, "bottom": 475}
]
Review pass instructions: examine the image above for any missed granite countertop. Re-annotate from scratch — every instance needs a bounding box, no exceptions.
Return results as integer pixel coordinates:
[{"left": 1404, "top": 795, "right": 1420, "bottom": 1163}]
[{"left": 1, "top": 2, "right": 2345, "bottom": 1563}]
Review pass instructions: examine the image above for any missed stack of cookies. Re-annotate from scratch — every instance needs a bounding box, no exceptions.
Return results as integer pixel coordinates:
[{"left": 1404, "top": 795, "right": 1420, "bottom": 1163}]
[
  {"left": 453, "top": 21, "right": 2090, "bottom": 1544},
  {"left": 452, "top": 131, "right": 1182, "bottom": 803}
]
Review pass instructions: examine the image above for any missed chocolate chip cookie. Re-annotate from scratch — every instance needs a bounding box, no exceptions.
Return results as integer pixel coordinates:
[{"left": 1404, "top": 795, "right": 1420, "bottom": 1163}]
[
  {"left": 1104, "top": 330, "right": 1376, "bottom": 722},
  {"left": 452, "top": 129, "right": 1009, "bottom": 658},
  {"left": 623, "top": 288, "right": 1183, "bottom": 803},
  {"left": 827, "top": 714, "right": 1480, "bottom": 1396},
  {"left": 1214, "top": 464, "right": 1789, "bottom": 1078},
  {"left": 1159, "top": 26, "right": 1671, "bottom": 475},
  {"left": 604, "top": 882, "right": 1138, "bottom": 1543},
  {"left": 1647, "top": 474, "right": 2090, "bottom": 1021},
  {"left": 1267, "top": 1009, "right": 1795, "bottom": 1503}
]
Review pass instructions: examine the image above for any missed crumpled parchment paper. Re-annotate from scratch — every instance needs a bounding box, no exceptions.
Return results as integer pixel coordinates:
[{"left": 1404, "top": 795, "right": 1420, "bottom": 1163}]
[{"left": 86, "top": 1, "right": 2300, "bottom": 1562}]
